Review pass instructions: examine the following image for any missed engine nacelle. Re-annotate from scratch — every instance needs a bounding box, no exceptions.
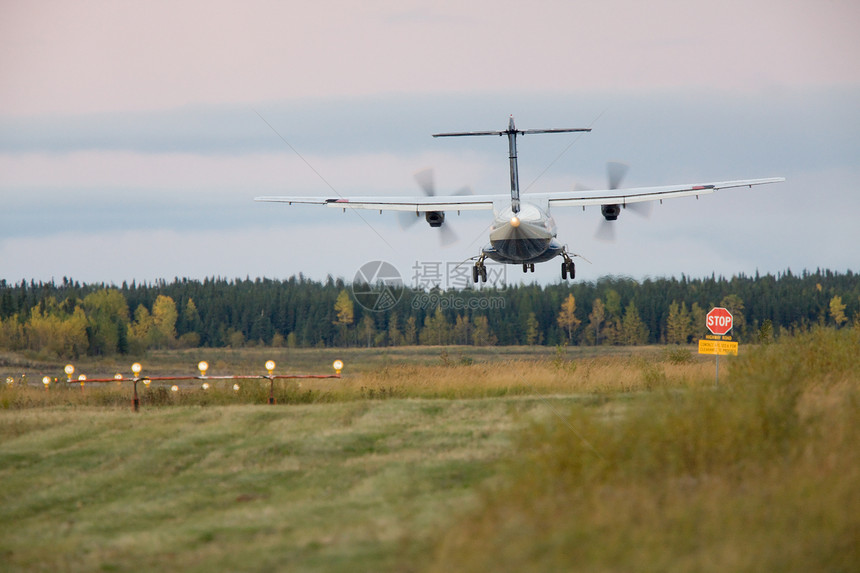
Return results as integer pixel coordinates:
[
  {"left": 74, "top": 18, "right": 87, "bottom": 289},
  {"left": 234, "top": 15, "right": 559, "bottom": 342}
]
[
  {"left": 601, "top": 204, "right": 621, "bottom": 221},
  {"left": 425, "top": 211, "right": 445, "bottom": 227}
]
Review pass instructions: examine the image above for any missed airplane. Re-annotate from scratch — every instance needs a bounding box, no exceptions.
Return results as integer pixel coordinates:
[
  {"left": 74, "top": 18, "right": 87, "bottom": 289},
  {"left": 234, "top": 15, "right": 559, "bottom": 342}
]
[{"left": 255, "top": 116, "right": 784, "bottom": 283}]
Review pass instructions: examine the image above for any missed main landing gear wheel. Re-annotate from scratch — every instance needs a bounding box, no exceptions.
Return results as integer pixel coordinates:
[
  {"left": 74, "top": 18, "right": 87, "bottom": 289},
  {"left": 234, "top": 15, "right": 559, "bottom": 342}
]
[
  {"left": 522, "top": 263, "right": 535, "bottom": 273},
  {"left": 472, "top": 257, "right": 488, "bottom": 283},
  {"left": 561, "top": 260, "right": 575, "bottom": 280}
]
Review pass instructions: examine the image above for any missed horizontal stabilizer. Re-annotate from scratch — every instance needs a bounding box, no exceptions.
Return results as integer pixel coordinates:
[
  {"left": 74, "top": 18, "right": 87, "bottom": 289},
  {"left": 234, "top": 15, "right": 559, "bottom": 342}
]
[{"left": 433, "top": 127, "right": 591, "bottom": 138}]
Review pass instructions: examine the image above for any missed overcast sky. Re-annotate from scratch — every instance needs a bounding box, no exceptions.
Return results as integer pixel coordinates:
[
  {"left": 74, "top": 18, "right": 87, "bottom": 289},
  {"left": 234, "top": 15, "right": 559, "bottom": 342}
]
[{"left": 2, "top": 0, "right": 858, "bottom": 287}]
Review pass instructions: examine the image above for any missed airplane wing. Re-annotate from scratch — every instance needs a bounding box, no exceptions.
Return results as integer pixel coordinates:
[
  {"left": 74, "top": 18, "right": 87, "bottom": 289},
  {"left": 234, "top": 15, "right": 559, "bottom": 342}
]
[
  {"left": 255, "top": 178, "right": 784, "bottom": 212},
  {"left": 538, "top": 178, "right": 785, "bottom": 208},
  {"left": 254, "top": 194, "right": 499, "bottom": 212}
]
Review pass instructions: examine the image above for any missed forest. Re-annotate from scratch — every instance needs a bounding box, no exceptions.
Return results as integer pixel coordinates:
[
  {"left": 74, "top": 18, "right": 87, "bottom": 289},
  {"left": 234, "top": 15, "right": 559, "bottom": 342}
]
[{"left": 1, "top": 269, "right": 858, "bottom": 359}]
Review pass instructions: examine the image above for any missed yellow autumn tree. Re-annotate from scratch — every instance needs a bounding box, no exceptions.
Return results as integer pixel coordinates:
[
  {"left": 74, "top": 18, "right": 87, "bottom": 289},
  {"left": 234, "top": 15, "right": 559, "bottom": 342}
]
[
  {"left": 557, "top": 293, "right": 581, "bottom": 343},
  {"left": 151, "top": 295, "right": 178, "bottom": 349},
  {"left": 333, "top": 289, "right": 354, "bottom": 346},
  {"left": 829, "top": 295, "right": 847, "bottom": 327},
  {"left": 128, "top": 304, "right": 154, "bottom": 351}
]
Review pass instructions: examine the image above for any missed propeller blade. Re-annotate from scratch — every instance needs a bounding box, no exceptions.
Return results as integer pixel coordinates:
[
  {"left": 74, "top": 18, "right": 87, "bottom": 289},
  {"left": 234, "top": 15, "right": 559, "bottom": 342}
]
[
  {"left": 595, "top": 219, "right": 616, "bottom": 242},
  {"left": 397, "top": 211, "right": 421, "bottom": 230},
  {"left": 411, "top": 168, "right": 466, "bottom": 246},
  {"left": 414, "top": 168, "right": 435, "bottom": 197},
  {"left": 439, "top": 223, "right": 458, "bottom": 246},
  {"left": 607, "top": 161, "right": 629, "bottom": 190},
  {"left": 625, "top": 201, "right": 652, "bottom": 218}
]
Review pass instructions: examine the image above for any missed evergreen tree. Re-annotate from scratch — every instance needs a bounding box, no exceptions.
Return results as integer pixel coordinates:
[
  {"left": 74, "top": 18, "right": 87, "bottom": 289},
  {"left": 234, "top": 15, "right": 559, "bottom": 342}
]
[
  {"left": 758, "top": 319, "right": 774, "bottom": 344},
  {"left": 601, "top": 289, "right": 624, "bottom": 345},
  {"left": 404, "top": 316, "right": 418, "bottom": 345},
  {"left": 472, "top": 315, "right": 496, "bottom": 346},
  {"left": 604, "top": 289, "right": 622, "bottom": 319},
  {"left": 82, "top": 289, "right": 130, "bottom": 355},
  {"left": 227, "top": 330, "right": 245, "bottom": 348},
  {"left": 182, "top": 298, "right": 202, "bottom": 334},
  {"left": 719, "top": 294, "right": 746, "bottom": 340},
  {"left": 420, "top": 308, "right": 449, "bottom": 346},
  {"left": 690, "top": 303, "right": 707, "bottom": 341},
  {"left": 359, "top": 314, "right": 375, "bottom": 348},
  {"left": 666, "top": 301, "right": 692, "bottom": 344},
  {"left": 621, "top": 301, "right": 648, "bottom": 345},
  {"left": 2, "top": 271, "right": 860, "bottom": 354},
  {"left": 387, "top": 312, "right": 403, "bottom": 346},
  {"left": 525, "top": 312, "right": 540, "bottom": 345},
  {"left": 454, "top": 315, "right": 472, "bottom": 345},
  {"left": 585, "top": 299, "right": 605, "bottom": 346}
]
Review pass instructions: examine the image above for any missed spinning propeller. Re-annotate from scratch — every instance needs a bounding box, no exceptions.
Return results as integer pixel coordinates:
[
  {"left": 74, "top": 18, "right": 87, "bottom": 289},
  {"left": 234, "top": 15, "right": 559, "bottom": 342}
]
[
  {"left": 595, "top": 161, "right": 651, "bottom": 242},
  {"left": 398, "top": 168, "right": 471, "bottom": 246}
]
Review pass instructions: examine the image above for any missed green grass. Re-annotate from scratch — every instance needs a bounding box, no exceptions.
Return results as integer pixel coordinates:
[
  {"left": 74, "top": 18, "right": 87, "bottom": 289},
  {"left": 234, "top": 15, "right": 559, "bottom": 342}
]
[
  {"left": 0, "top": 395, "right": 583, "bottom": 572},
  {"left": 1, "top": 331, "right": 857, "bottom": 572}
]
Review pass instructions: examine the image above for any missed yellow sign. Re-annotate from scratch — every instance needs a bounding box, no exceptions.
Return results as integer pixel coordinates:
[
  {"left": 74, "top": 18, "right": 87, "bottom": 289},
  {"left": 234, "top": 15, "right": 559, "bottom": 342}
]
[
  {"left": 698, "top": 339, "right": 739, "bottom": 356},
  {"left": 704, "top": 334, "right": 733, "bottom": 341}
]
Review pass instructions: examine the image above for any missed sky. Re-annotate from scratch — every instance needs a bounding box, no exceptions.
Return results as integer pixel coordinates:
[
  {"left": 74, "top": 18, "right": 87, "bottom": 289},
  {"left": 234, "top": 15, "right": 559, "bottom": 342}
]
[{"left": 2, "top": 0, "right": 859, "bottom": 288}]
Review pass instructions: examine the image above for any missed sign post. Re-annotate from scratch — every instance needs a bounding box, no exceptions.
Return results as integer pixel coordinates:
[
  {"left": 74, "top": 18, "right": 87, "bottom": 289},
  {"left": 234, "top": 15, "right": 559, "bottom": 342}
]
[{"left": 698, "top": 307, "right": 738, "bottom": 385}]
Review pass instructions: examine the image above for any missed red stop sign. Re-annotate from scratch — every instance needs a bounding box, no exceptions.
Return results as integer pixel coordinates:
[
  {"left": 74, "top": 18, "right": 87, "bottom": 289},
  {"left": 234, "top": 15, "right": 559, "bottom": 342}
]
[{"left": 706, "top": 307, "right": 733, "bottom": 335}]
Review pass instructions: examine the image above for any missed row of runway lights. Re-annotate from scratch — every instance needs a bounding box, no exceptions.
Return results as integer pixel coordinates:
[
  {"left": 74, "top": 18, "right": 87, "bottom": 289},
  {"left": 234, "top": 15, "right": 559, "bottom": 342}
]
[{"left": 7, "top": 359, "right": 345, "bottom": 393}]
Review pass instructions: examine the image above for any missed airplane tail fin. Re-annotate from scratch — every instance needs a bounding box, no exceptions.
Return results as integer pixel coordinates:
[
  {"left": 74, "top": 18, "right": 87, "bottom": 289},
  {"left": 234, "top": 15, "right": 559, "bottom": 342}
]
[{"left": 433, "top": 116, "right": 590, "bottom": 213}]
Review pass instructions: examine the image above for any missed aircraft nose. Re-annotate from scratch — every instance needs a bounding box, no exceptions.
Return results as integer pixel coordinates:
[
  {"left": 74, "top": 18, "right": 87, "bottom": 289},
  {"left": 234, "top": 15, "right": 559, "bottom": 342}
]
[{"left": 510, "top": 216, "right": 520, "bottom": 228}]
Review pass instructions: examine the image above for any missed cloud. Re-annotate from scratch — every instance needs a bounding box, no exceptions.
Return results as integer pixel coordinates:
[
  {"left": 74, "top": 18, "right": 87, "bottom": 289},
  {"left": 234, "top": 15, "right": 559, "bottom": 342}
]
[{"left": 2, "top": 88, "right": 857, "bottom": 180}]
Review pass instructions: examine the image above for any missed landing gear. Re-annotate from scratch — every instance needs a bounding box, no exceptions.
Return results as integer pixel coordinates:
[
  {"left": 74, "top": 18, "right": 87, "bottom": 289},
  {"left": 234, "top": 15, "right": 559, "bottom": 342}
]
[
  {"left": 522, "top": 263, "right": 535, "bottom": 273},
  {"left": 472, "top": 256, "right": 488, "bottom": 283},
  {"left": 561, "top": 252, "right": 575, "bottom": 280},
  {"left": 561, "top": 261, "right": 575, "bottom": 280}
]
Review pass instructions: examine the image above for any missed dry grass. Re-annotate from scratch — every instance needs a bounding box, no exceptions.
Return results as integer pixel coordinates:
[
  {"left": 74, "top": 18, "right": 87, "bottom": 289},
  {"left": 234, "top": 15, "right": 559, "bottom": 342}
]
[
  {"left": 4, "top": 334, "right": 855, "bottom": 571},
  {"left": 427, "top": 328, "right": 860, "bottom": 573},
  {"left": 339, "top": 355, "right": 712, "bottom": 398},
  {"left": 3, "top": 346, "right": 712, "bottom": 407}
]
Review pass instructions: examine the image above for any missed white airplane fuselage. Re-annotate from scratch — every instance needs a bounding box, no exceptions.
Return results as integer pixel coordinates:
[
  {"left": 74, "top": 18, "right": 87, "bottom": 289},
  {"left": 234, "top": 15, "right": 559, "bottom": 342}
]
[
  {"left": 434, "top": 116, "right": 582, "bottom": 271},
  {"left": 483, "top": 201, "right": 564, "bottom": 264}
]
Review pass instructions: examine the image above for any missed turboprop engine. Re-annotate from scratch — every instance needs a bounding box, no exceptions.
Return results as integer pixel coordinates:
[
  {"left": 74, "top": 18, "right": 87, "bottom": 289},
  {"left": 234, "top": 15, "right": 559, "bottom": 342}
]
[
  {"left": 425, "top": 211, "right": 444, "bottom": 227},
  {"left": 601, "top": 204, "right": 621, "bottom": 221}
]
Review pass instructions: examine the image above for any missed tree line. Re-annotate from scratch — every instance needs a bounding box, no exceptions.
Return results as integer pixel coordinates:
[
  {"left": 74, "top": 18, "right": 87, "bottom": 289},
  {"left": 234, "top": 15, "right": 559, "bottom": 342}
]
[{"left": 1, "top": 269, "right": 858, "bottom": 358}]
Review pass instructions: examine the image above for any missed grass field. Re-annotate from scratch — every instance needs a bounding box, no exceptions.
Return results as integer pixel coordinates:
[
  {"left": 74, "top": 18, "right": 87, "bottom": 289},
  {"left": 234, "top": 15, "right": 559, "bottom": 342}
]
[
  {"left": 1, "top": 332, "right": 858, "bottom": 571},
  {"left": 2, "top": 343, "right": 660, "bottom": 381},
  {"left": 1, "top": 397, "right": 547, "bottom": 571}
]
